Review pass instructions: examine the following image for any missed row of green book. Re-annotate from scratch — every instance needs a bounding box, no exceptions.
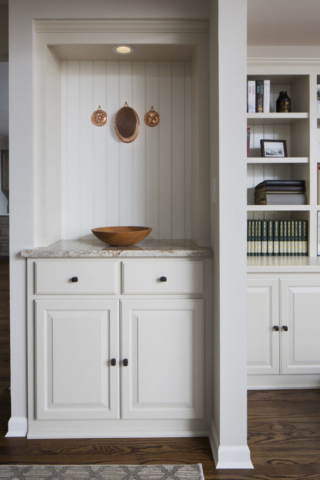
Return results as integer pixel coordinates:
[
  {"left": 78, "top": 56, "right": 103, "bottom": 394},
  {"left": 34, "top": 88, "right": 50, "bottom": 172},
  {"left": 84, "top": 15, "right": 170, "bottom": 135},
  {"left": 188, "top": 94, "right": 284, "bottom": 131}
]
[{"left": 247, "top": 219, "right": 308, "bottom": 256}]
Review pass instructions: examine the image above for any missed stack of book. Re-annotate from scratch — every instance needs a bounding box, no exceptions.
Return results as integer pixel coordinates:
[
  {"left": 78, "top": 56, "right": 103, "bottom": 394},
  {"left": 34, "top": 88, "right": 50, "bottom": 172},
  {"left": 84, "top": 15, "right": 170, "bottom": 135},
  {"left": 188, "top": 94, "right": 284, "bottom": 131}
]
[
  {"left": 255, "top": 180, "right": 307, "bottom": 205},
  {"left": 247, "top": 219, "right": 308, "bottom": 256},
  {"left": 247, "top": 80, "right": 270, "bottom": 113}
]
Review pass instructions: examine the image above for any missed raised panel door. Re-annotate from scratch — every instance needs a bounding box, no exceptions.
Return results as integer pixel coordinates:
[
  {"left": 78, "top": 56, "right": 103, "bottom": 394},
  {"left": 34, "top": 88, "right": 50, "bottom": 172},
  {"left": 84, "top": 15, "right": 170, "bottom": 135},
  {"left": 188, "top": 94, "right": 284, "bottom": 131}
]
[
  {"left": 35, "top": 299, "right": 119, "bottom": 420},
  {"left": 281, "top": 278, "right": 320, "bottom": 374},
  {"left": 247, "top": 278, "right": 280, "bottom": 375},
  {"left": 121, "top": 299, "right": 204, "bottom": 420}
]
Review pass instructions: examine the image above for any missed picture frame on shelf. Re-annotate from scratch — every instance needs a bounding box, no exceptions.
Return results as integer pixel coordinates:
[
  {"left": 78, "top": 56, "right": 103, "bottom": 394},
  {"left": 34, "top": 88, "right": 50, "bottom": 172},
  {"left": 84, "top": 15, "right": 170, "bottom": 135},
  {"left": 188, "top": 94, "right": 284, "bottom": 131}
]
[{"left": 260, "top": 139, "right": 287, "bottom": 158}]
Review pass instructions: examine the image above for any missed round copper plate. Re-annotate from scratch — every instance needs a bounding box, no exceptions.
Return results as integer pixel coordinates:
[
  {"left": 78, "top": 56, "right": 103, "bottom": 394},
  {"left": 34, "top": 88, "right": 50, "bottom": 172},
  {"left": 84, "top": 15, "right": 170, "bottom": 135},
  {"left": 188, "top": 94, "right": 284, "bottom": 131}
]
[
  {"left": 144, "top": 106, "right": 160, "bottom": 127},
  {"left": 114, "top": 103, "right": 140, "bottom": 143},
  {"left": 91, "top": 106, "right": 108, "bottom": 127}
]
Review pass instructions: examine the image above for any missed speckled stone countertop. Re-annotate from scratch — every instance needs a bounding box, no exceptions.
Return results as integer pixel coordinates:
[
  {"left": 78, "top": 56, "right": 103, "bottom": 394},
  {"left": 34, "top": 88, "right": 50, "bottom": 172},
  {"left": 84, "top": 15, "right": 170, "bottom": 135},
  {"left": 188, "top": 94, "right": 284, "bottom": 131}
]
[{"left": 21, "top": 239, "right": 213, "bottom": 258}]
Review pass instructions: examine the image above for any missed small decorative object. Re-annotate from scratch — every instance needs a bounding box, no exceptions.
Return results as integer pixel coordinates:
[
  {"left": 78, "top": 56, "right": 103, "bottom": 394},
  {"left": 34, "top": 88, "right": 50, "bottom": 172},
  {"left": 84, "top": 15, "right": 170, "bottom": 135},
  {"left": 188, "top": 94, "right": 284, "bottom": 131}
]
[
  {"left": 144, "top": 106, "right": 161, "bottom": 127},
  {"left": 91, "top": 106, "right": 108, "bottom": 127},
  {"left": 247, "top": 126, "right": 251, "bottom": 157},
  {"left": 92, "top": 226, "right": 152, "bottom": 246},
  {"left": 114, "top": 102, "right": 140, "bottom": 143},
  {"left": 276, "top": 91, "right": 291, "bottom": 113},
  {"left": 260, "top": 139, "right": 287, "bottom": 158}
]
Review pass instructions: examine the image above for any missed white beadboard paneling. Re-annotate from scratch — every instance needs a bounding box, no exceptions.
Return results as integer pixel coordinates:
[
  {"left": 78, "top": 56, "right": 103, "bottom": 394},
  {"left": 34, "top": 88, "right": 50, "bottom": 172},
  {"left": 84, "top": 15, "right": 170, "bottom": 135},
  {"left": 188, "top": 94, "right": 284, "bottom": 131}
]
[
  {"left": 132, "top": 61, "right": 146, "bottom": 227},
  {"left": 145, "top": 62, "right": 159, "bottom": 239},
  {"left": 159, "top": 62, "right": 172, "bottom": 239},
  {"left": 106, "top": 61, "right": 120, "bottom": 226},
  {"left": 79, "top": 61, "right": 93, "bottom": 239},
  {"left": 66, "top": 61, "right": 80, "bottom": 239},
  {"left": 93, "top": 62, "right": 107, "bottom": 229},
  {"left": 119, "top": 61, "right": 133, "bottom": 226},
  {"left": 172, "top": 62, "right": 185, "bottom": 239},
  {"left": 62, "top": 61, "right": 192, "bottom": 240}
]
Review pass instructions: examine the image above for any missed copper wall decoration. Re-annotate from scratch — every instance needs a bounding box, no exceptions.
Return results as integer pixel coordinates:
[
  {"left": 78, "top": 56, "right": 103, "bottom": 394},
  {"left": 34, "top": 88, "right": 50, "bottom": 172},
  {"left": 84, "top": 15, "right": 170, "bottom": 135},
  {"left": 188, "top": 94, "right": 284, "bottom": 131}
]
[
  {"left": 91, "top": 106, "right": 108, "bottom": 126},
  {"left": 144, "top": 106, "right": 160, "bottom": 127},
  {"left": 114, "top": 102, "right": 140, "bottom": 143}
]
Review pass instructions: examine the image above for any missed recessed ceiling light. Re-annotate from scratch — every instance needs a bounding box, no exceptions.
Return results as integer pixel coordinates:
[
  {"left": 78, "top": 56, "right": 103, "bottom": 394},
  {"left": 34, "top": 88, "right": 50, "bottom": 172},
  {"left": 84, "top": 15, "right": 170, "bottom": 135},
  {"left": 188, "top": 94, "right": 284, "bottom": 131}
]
[{"left": 113, "top": 45, "right": 134, "bottom": 55}]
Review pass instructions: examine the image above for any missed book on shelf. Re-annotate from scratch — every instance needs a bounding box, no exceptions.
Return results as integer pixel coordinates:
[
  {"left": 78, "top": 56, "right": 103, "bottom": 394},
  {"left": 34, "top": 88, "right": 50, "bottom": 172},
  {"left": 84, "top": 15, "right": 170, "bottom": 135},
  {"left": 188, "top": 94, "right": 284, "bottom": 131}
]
[
  {"left": 317, "top": 85, "right": 320, "bottom": 114},
  {"left": 247, "top": 219, "right": 308, "bottom": 257},
  {"left": 248, "top": 81, "right": 256, "bottom": 113},
  {"left": 256, "top": 80, "right": 264, "bottom": 113},
  {"left": 255, "top": 193, "right": 307, "bottom": 205},
  {"left": 263, "top": 80, "right": 270, "bottom": 113},
  {"left": 254, "top": 180, "right": 307, "bottom": 205},
  {"left": 247, "top": 126, "right": 251, "bottom": 157},
  {"left": 247, "top": 79, "right": 270, "bottom": 113},
  {"left": 318, "top": 164, "right": 320, "bottom": 205}
]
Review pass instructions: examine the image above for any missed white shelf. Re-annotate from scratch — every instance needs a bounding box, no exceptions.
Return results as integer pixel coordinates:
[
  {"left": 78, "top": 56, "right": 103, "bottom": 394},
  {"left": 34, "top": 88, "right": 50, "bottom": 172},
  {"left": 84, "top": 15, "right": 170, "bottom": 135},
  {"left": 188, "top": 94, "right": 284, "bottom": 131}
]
[
  {"left": 247, "top": 205, "right": 310, "bottom": 212},
  {"left": 247, "top": 113, "right": 308, "bottom": 125},
  {"left": 247, "top": 157, "right": 309, "bottom": 164},
  {"left": 248, "top": 256, "right": 320, "bottom": 273}
]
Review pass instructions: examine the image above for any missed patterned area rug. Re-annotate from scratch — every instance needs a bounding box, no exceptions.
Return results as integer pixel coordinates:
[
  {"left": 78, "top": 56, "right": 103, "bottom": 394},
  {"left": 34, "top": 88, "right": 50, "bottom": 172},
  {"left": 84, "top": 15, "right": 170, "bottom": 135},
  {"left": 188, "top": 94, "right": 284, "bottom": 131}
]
[{"left": 0, "top": 464, "right": 204, "bottom": 480}]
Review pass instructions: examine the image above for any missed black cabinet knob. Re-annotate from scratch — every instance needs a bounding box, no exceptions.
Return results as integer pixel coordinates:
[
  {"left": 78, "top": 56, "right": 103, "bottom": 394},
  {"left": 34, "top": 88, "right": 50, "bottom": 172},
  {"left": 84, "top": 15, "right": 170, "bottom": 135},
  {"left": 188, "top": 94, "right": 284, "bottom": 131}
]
[
  {"left": 273, "top": 326, "right": 279, "bottom": 331},
  {"left": 71, "top": 277, "right": 78, "bottom": 283},
  {"left": 111, "top": 358, "right": 116, "bottom": 366},
  {"left": 282, "top": 326, "right": 288, "bottom": 331},
  {"left": 160, "top": 276, "right": 167, "bottom": 282},
  {"left": 123, "top": 359, "right": 128, "bottom": 367}
]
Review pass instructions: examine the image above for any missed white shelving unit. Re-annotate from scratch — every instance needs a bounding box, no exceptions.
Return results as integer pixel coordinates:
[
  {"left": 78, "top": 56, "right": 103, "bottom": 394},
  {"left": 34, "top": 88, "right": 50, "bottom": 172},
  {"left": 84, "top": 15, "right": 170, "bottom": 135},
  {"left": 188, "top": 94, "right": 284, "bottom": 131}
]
[{"left": 246, "top": 70, "right": 317, "bottom": 258}]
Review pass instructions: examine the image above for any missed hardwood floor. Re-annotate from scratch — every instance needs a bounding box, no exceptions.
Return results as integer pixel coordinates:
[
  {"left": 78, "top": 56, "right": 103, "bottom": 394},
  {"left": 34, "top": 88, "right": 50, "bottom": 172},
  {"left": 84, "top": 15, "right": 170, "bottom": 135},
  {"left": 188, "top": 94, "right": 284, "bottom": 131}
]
[{"left": 1, "top": 259, "right": 320, "bottom": 479}]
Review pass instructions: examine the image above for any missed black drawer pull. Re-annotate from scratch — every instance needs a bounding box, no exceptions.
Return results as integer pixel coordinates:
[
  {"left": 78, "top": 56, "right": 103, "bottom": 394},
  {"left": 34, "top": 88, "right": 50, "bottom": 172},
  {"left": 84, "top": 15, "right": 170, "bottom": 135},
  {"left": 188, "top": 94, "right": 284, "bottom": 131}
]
[
  {"left": 71, "top": 277, "right": 78, "bottom": 283},
  {"left": 160, "top": 276, "right": 167, "bottom": 282},
  {"left": 273, "top": 326, "right": 279, "bottom": 331},
  {"left": 282, "top": 325, "right": 288, "bottom": 331},
  {"left": 111, "top": 358, "right": 116, "bottom": 366},
  {"left": 123, "top": 359, "right": 128, "bottom": 367}
]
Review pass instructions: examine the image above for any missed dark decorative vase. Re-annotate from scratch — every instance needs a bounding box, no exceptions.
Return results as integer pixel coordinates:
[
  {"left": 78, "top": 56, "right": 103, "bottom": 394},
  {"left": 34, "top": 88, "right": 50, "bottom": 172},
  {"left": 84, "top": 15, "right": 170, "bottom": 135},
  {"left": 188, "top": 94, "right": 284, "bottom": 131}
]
[{"left": 276, "top": 91, "right": 291, "bottom": 113}]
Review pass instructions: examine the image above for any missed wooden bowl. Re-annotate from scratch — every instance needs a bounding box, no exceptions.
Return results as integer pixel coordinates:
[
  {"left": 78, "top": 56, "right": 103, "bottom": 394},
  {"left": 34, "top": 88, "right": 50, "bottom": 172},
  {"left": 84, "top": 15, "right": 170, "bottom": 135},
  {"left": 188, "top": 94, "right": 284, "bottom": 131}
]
[{"left": 91, "top": 226, "right": 152, "bottom": 246}]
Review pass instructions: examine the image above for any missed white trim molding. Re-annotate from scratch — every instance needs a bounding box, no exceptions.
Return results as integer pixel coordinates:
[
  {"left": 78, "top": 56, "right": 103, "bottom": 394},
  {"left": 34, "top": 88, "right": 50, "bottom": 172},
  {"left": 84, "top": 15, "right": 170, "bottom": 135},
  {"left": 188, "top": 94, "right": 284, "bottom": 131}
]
[
  {"left": 5, "top": 417, "right": 28, "bottom": 437},
  {"left": 248, "top": 57, "right": 320, "bottom": 67},
  {"left": 209, "top": 421, "right": 254, "bottom": 469},
  {"left": 33, "top": 19, "right": 209, "bottom": 34}
]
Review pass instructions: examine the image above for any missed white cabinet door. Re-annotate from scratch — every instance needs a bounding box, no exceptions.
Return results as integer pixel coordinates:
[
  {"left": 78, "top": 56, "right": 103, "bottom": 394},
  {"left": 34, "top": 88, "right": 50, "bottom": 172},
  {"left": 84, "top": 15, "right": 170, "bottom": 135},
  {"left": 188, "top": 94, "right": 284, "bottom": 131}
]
[
  {"left": 121, "top": 299, "right": 204, "bottom": 420},
  {"left": 247, "top": 278, "right": 280, "bottom": 375},
  {"left": 35, "top": 299, "right": 119, "bottom": 420},
  {"left": 281, "top": 278, "right": 320, "bottom": 374}
]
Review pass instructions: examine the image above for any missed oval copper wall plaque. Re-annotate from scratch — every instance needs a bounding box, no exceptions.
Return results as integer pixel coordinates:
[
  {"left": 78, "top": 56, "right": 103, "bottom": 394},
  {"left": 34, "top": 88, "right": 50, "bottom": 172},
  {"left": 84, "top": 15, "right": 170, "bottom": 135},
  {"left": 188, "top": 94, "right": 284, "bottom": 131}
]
[
  {"left": 114, "top": 103, "right": 140, "bottom": 143},
  {"left": 144, "top": 106, "right": 160, "bottom": 127},
  {"left": 91, "top": 106, "right": 108, "bottom": 127}
]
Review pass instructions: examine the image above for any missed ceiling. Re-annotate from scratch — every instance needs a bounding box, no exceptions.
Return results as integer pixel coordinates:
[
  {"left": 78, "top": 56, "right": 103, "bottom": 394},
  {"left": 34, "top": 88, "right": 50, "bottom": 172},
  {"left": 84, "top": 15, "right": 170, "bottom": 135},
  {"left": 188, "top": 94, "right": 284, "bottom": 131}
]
[
  {"left": 51, "top": 44, "right": 195, "bottom": 62},
  {"left": 248, "top": 0, "right": 320, "bottom": 46}
]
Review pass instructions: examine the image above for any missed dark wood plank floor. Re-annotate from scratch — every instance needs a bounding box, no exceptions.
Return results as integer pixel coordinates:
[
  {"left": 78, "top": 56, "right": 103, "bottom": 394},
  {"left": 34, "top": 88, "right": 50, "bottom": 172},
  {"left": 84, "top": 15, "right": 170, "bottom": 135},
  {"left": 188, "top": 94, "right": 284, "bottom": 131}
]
[{"left": 1, "top": 259, "right": 320, "bottom": 479}]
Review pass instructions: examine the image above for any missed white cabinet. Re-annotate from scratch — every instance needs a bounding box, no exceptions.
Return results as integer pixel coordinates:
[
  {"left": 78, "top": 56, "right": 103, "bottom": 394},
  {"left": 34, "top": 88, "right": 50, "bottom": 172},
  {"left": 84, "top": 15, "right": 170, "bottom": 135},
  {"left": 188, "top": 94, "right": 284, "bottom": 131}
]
[
  {"left": 27, "top": 258, "right": 211, "bottom": 438},
  {"left": 35, "top": 299, "right": 119, "bottom": 420},
  {"left": 248, "top": 274, "right": 320, "bottom": 388},
  {"left": 281, "top": 278, "right": 320, "bottom": 375},
  {"left": 247, "top": 278, "right": 279, "bottom": 375},
  {"left": 121, "top": 299, "right": 204, "bottom": 420}
]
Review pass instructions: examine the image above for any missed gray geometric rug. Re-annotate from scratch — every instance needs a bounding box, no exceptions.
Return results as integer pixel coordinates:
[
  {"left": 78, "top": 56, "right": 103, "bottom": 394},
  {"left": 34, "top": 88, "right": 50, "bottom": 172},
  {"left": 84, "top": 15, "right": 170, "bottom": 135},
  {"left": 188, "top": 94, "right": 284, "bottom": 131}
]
[{"left": 0, "top": 465, "right": 204, "bottom": 480}]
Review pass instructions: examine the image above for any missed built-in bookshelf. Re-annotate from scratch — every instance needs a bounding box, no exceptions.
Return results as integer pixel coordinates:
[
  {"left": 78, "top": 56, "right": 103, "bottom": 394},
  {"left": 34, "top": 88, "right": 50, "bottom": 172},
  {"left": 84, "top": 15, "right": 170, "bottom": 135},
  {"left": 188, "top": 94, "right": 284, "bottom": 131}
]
[{"left": 246, "top": 69, "right": 319, "bottom": 260}]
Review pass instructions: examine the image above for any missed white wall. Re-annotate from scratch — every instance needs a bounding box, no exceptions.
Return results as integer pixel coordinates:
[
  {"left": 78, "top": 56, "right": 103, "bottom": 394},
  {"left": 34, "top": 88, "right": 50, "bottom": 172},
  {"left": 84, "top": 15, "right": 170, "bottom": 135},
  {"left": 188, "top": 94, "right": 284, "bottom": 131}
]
[{"left": 61, "top": 60, "right": 192, "bottom": 240}]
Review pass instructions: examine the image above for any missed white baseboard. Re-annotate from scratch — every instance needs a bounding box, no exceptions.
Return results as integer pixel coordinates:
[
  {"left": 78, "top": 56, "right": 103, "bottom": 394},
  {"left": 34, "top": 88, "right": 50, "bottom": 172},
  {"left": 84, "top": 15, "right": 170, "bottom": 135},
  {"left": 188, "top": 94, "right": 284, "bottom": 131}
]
[
  {"left": 209, "top": 420, "right": 253, "bottom": 469},
  {"left": 27, "top": 430, "right": 209, "bottom": 439},
  {"left": 248, "top": 374, "right": 320, "bottom": 390},
  {"left": 5, "top": 417, "right": 28, "bottom": 437}
]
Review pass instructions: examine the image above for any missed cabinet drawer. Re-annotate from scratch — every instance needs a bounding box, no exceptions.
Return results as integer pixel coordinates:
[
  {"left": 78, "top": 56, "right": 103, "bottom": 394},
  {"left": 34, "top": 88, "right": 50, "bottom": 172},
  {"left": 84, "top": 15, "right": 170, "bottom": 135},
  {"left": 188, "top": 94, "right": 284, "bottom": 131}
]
[
  {"left": 35, "top": 261, "right": 118, "bottom": 295},
  {"left": 122, "top": 261, "right": 204, "bottom": 295}
]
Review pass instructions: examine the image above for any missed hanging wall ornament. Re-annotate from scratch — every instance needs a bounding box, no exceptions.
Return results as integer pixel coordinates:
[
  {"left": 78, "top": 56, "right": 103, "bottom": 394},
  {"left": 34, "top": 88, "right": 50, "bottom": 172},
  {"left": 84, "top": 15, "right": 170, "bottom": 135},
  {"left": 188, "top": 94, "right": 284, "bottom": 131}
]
[
  {"left": 91, "top": 106, "right": 108, "bottom": 127},
  {"left": 114, "top": 102, "right": 140, "bottom": 143},
  {"left": 144, "top": 106, "right": 160, "bottom": 127}
]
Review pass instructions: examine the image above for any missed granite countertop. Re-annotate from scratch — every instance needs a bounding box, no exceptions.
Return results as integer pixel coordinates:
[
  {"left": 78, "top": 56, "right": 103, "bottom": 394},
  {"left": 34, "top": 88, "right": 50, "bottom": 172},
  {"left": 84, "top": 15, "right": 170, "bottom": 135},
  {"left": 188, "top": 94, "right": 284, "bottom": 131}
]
[{"left": 21, "top": 239, "right": 213, "bottom": 258}]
